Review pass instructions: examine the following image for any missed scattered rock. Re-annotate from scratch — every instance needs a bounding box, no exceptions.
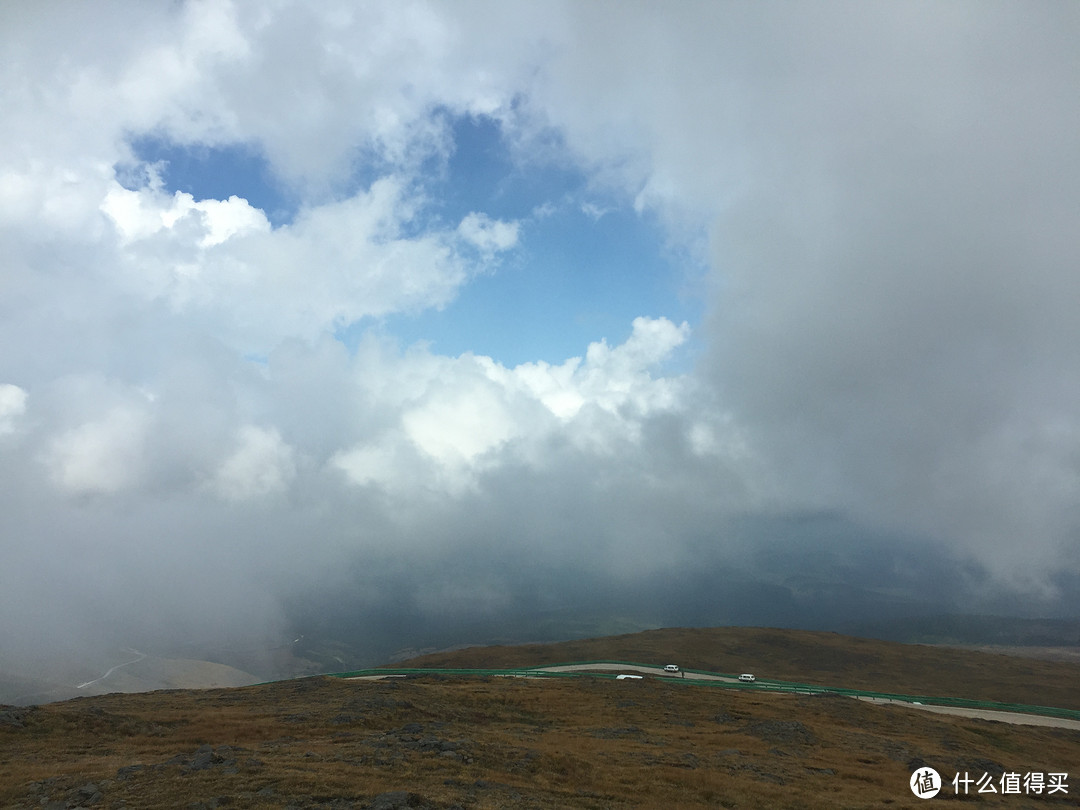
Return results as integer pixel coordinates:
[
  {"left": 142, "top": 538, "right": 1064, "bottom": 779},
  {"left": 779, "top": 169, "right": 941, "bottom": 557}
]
[
  {"left": 730, "top": 762, "right": 787, "bottom": 785},
  {"left": 368, "top": 791, "right": 437, "bottom": 810},
  {"left": 172, "top": 744, "right": 245, "bottom": 774},
  {"left": 0, "top": 705, "right": 34, "bottom": 727},
  {"left": 369, "top": 791, "right": 411, "bottom": 810},
  {"left": 63, "top": 782, "right": 103, "bottom": 806},
  {"left": 744, "top": 719, "right": 816, "bottom": 746},
  {"left": 589, "top": 726, "right": 644, "bottom": 739}
]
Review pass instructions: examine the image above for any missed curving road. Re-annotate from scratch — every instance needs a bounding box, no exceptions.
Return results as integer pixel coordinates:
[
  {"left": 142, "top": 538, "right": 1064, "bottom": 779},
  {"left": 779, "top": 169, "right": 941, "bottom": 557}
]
[
  {"left": 537, "top": 664, "right": 1080, "bottom": 729},
  {"left": 857, "top": 696, "right": 1080, "bottom": 730},
  {"left": 532, "top": 663, "right": 739, "bottom": 683},
  {"left": 76, "top": 648, "right": 146, "bottom": 690},
  {"left": 342, "top": 660, "right": 1080, "bottom": 731}
]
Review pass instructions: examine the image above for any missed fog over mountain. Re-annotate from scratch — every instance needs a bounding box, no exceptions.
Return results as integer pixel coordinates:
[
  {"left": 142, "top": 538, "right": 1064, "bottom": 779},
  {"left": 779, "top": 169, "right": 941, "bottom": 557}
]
[{"left": 2, "top": 1, "right": 1079, "bottom": 680}]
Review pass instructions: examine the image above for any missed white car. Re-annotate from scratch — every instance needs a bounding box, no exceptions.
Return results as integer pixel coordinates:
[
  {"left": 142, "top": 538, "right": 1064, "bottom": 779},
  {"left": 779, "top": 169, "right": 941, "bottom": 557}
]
[
  {"left": 738, "top": 673, "right": 756, "bottom": 682},
  {"left": 616, "top": 674, "right": 643, "bottom": 680},
  {"left": 663, "top": 664, "right": 680, "bottom": 673}
]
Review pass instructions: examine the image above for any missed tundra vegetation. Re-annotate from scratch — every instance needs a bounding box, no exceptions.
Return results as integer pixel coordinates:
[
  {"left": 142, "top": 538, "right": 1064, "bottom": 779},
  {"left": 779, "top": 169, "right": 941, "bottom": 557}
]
[{"left": 2, "top": 627, "right": 1079, "bottom": 809}]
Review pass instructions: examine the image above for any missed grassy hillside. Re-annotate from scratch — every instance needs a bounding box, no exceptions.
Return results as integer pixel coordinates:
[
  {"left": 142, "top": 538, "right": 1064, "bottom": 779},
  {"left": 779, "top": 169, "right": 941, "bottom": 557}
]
[
  {"left": 2, "top": 627, "right": 1079, "bottom": 808},
  {"left": 398, "top": 626, "right": 1080, "bottom": 710},
  {"left": 852, "top": 614, "right": 1080, "bottom": 647}
]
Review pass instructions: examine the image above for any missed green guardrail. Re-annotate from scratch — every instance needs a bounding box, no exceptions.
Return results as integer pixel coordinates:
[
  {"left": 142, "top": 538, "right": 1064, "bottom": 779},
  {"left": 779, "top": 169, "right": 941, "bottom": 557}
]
[
  {"left": 326, "top": 660, "right": 1080, "bottom": 723},
  {"left": 687, "top": 679, "right": 1080, "bottom": 721}
]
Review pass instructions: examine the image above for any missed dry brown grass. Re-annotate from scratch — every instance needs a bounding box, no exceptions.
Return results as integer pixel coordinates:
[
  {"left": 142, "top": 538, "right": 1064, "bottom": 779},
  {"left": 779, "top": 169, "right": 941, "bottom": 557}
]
[
  {"left": 2, "top": 628, "right": 1079, "bottom": 808},
  {"left": 401, "top": 626, "right": 1080, "bottom": 710}
]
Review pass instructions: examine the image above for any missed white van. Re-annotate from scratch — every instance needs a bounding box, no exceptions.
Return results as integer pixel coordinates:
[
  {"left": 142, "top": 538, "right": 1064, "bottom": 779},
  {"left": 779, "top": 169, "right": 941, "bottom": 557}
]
[
  {"left": 663, "top": 664, "right": 680, "bottom": 673},
  {"left": 738, "top": 673, "right": 755, "bottom": 682}
]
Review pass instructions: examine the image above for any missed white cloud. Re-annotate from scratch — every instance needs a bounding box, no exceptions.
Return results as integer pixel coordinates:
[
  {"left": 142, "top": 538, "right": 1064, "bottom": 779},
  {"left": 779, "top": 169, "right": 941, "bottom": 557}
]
[
  {"left": 403, "top": 382, "right": 517, "bottom": 466},
  {"left": 331, "top": 440, "right": 409, "bottom": 491},
  {"left": 333, "top": 317, "right": 692, "bottom": 495},
  {"left": 101, "top": 185, "right": 271, "bottom": 248},
  {"left": 3, "top": 1, "right": 1079, "bottom": 675},
  {"left": 0, "top": 160, "right": 113, "bottom": 237},
  {"left": 510, "top": 357, "right": 585, "bottom": 420},
  {"left": 457, "top": 212, "right": 519, "bottom": 254},
  {"left": 211, "top": 425, "right": 296, "bottom": 501},
  {"left": 577, "top": 316, "right": 690, "bottom": 415},
  {"left": 4, "top": 2, "right": 538, "bottom": 352},
  {"left": 94, "top": 173, "right": 508, "bottom": 351},
  {"left": 0, "top": 383, "right": 28, "bottom": 436},
  {"left": 45, "top": 406, "right": 150, "bottom": 495},
  {"left": 580, "top": 201, "right": 609, "bottom": 220}
]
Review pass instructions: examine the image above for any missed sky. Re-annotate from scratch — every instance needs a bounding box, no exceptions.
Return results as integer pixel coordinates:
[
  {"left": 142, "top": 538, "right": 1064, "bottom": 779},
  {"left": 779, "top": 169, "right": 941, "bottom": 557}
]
[{"left": 3, "top": 1, "right": 1080, "bottom": 675}]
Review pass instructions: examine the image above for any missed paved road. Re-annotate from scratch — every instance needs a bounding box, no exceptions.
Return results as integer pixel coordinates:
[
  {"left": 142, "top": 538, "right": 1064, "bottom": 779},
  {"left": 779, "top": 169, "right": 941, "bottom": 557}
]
[
  {"left": 858, "top": 696, "right": 1080, "bottom": 730},
  {"left": 532, "top": 663, "right": 739, "bottom": 683},
  {"left": 343, "top": 663, "right": 1080, "bottom": 731},
  {"left": 567, "top": 665, "right": 1080, "bottom": 730},
  {"left": 76, "top": 649, "right": 146, "bottom": 690},
  {"left": 344, "top": 663, "right": 739, "bottom": 682}
]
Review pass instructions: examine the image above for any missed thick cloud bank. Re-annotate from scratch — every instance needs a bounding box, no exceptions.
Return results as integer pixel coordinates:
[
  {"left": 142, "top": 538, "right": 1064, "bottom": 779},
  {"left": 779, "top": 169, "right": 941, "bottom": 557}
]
[{"left": 2, "top": 1, "right": 1078, "bottom": 678}]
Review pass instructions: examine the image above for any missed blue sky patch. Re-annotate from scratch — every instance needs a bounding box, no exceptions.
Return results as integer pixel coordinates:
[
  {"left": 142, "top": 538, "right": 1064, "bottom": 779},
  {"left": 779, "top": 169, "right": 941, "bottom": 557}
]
[
  {"left": 125, "top": 117, "right": 701, "bottom": 367},
  {"left": 379, "top": 113, "right": 703, "bottom": 365},
  {"left": 371, "top": 201, "right": 702, "bottom": 367},
  {"left": 124, "top": 136, "right": 297, "bottom": 227}
]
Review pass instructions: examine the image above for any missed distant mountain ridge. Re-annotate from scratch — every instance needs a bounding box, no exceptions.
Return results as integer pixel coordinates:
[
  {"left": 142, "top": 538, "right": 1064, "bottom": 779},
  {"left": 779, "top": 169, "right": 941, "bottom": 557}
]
[{"left": 848, "top": 613, "right": 1080, "bottom": 646}]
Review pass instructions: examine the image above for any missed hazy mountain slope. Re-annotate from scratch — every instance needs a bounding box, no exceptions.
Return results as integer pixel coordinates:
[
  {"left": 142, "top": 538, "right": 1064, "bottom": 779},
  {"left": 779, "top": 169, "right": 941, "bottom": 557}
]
[{"left": 0, "top": 655, "right": 260, "bottom": 706}]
